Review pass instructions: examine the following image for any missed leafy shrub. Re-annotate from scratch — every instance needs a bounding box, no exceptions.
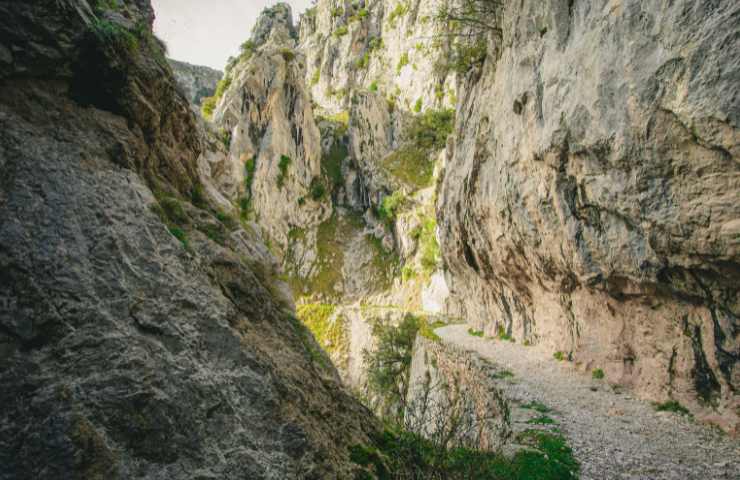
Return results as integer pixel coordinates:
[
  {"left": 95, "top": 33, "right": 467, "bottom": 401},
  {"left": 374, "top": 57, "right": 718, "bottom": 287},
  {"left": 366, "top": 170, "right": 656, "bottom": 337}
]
[
  {"left": 277, "top": 155, "right": 291, "bottom": 188},
  {"left": 168, "top": 227, "right": 188, "bottom": 249},
  {"left": 280, "top": 48, "right": 295, "bottom": 62},
  {"left": 351, "top": 426, "right": 579, "bottom": 479},
  {"left": 553, "top": 351, "right": 566, "bottom": 361},
  {"left": 334, "top": 25, "right": 349, "bottom": 38},
  {"left": 654, "top": 400, "right": 691, "bottom": 416},
  {"left": 451, "top": 39, "right": 488, "bottom": 74},
  {"left": 310, "top": 178, "right": 327, "bottom": 200},
  {"left": 356, "top": 51, "right": 370, "bottom": 69},
  {"left": 369, "top": 81, "right": 379, "bottom": 92},
  {"left": 364, "top": 314, "right": 420, "bottom": 420},
  {"left": 377, "top": 191, "right": 407, "bottom": 223},
  {"left": 387, "top": 2, "right": 409, "bottom": 26},
  {"left": 521, "top": 401, "right": 552, "bottom": 413},
  {"left": 408, "top": 109, "right": 455, "bottom": 149},
  {"left": 414, "top": 98, "right": 423, "bottom": 113},
  {"left": 201, "top": 96, "right": 217, "bottom": 120},
  {"left": 396, "top": 52, "right": 409, "bottom": 74},
  {"left": 468, "top": 328, "right": 484, "bottom": 337},
  {"left": 592, "top": 368, "right": 605, "bottom": 380}
]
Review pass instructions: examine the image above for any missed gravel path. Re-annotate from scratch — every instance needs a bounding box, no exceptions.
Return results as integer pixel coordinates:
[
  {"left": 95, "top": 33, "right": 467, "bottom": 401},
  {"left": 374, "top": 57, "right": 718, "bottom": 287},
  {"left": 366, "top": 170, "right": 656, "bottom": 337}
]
[{"left": 435, "top": 324, "right": 739, "bottom": 480}]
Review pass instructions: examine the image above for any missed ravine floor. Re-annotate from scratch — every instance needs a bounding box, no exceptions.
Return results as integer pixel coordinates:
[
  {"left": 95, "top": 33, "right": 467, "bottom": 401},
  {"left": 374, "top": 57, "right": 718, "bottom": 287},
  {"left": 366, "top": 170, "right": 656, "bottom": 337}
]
[{"left": 435, "top": 324, "right": 739, "bottom": 480}]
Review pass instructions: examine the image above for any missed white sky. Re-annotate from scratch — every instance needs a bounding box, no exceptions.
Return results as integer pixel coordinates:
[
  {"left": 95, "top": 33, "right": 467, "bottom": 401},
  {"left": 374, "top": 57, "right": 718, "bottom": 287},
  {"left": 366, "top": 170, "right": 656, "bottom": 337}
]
[{"left": 152, "top": 0, "right": 314, "bottom": 70}]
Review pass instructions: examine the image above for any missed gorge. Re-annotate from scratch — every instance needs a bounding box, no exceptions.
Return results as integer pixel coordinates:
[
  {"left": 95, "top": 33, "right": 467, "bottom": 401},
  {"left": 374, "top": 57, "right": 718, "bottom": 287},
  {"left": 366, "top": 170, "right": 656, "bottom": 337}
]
[{"left": 0, "top": 0, "right": 738, "bottom": 479}]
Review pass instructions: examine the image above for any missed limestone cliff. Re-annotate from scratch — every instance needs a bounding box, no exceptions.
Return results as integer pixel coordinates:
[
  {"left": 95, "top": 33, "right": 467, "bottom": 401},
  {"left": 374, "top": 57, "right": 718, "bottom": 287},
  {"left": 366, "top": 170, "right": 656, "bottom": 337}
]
[
  {"left": 168, "top": 58, "right": 222, "bottom": 107},
  {"left": 438, "top": 0, "right": 739, "bottom": 432},
  {"left": 0, "top": 1, "right": 378, "bottom": 478}
]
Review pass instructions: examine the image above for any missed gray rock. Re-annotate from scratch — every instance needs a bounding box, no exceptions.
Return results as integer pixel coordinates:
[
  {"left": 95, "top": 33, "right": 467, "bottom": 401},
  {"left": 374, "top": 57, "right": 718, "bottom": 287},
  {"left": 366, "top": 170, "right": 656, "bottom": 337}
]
[{"left": 438, "top": 0, "right": 739, "bottom": 432}]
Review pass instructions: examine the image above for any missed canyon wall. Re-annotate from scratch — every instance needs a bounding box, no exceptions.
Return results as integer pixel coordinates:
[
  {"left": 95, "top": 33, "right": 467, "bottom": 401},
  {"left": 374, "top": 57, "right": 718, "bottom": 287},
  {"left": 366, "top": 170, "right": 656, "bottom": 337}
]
[
  {"left": 0, "top": 1, "right": 378, "bottom": 478},
  {"left": 168, "top": 59, "right": 222, "bottom": 107},
  {"left": 438, "top": 0, "right": 739, "bottom": 431}
]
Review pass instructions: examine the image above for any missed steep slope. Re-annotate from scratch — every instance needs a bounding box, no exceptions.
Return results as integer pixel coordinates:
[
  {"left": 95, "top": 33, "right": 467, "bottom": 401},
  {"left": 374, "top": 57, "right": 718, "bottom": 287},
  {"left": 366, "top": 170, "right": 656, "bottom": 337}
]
[
  {"left": 438, "top": 0, "right": 739, "bottom": 432},
  {"left": 0, "top": 1, "right": 378, "bottom": 478}
]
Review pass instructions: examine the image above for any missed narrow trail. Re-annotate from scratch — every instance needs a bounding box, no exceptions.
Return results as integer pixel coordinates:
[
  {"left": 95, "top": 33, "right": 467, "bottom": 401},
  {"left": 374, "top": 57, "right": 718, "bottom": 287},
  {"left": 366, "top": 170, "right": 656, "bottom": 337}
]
[{"left": 435, "top": 325, "right": 739, "bottom": 480}]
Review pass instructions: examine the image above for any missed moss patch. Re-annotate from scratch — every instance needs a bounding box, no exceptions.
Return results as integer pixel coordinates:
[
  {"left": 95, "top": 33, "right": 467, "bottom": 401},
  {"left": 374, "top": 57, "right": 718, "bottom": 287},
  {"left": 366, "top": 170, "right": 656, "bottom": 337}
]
[{"left": 297, "top": 303, "right": 348, "bottom": 369}]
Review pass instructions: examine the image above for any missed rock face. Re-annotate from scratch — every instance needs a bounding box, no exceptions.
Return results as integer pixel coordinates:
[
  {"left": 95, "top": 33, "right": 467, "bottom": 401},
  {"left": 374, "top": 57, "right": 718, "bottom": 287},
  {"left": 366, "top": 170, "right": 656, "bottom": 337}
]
[
  {"left": 299, "top": 0, "right": 458, "bottom": 115},
  {"left": 168, "top": 59, "right": 222, "bottom": 107},
  {"left": 213, "top": 3, "right": 330, "bottom": 251},
  {"left": 407, "top": 335, "right": 511, "bottom": 451},
  {"left": 0, "top": 1, "right": 378, "bottom": 478},
  {"left": 438, "top": 0, "right": 739, "bottom": 432}
]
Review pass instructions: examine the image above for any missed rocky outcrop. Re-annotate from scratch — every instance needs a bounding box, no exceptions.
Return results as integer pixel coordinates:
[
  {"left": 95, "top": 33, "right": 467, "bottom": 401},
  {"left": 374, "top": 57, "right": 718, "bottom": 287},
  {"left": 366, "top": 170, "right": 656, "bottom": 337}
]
[
  {"left": 299, "top": 0, "right": 458, "bottom": 114},
  {"left": 213, "top": 3, "right": 330, "bottom": 253},
  {"left": 168, "top": 59, "right": 222, "bottom": 107},
  {"left": 438, "top": 0, "right": 739, "bottom": 432},
  {"left": 0, "top": 1, "right": 379, "bottom": 478},
  {"left": 407, "top": 335, "right": 512, "bottom": 451}
]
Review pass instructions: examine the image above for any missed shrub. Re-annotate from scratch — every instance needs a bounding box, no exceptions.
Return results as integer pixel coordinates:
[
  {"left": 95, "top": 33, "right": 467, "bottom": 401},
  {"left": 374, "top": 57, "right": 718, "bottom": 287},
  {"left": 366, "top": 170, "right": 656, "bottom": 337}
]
[
  {"left": 310, "top": 69, "right": 321, "bottom": 86},
  {"left": 334, "top": 25, "right": 349, "bottom": 38},
  {"left": 467, "top": 328, "right": 484, "bottom": 337},
  {"left": 369, "top": 81, "right": 379, "bottom": 92},
  {"left": 496, "top": 326, "right": 514, "bottom": 342},
  {"left": 396, "top": 52, "right": 409, "bottom": 73},
  {"left": 378, "top": 191, "right": 407, "bottom": 223},
  {"left": 451, "top": 39, "right": 488, "bottom": 75},
  {"left": 168, "top": 227, "right": 188, "bottom": 249},
  {"left": 201, "top": 96, "right": 217, "bottom": 119},
  {"left": 310, "top": 178, "right": 327, "bottom": 200},
  {"left": 277, "top": 155, "right": 291, "bottom": 188},
  {"left": 280, "top": 48, "right": 295, "bottom": 62},
  {"left": 553, "top": 351, "right": 566, "bottom": 361},
  {"left": 388, "top": 2, "right": 409, "bottom": 26},
  {"left": 355, "top": 51, "right": 370, "bottom": 69},
  {"left": 408, "top": 109, "right": 455, "bottom": 149},
  {"left": 592, "top": 368, "right": 605, "bottom": 380},
  {"left": 521, "top": 401, "right": 552, "bottom": 413},
  {"left": 414, "top": 98, "right": 423, "bottom": 113},
  {"left": 364, "top": 314, "right": 420, "bottom": 420},
  {"left": 351, "top": 426, "right": 579, "bottom": 480},
  {"left": 654, "top": 400, "right": 691, "bottom": 416},
  {"left": 527, "top": 415, "right": 557, "bottom": 425}
]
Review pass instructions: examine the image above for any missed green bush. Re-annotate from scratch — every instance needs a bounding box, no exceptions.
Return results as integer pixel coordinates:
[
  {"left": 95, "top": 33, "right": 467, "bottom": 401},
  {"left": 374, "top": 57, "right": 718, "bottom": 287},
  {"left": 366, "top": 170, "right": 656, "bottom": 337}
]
[
  {"left": 377, "top": 191, "right": 407, "bottom": 223},
  {"left": 396, "top": 52, "right": 409, "bottom": 73},
  {"left": 468, "top": 328, "right": 484, "bottom": 337},
  {"left": 553, "top": 351, "right": 566, "bottom": 361},
  {"left": 408, "top": 109, "right": 455, "bottom": 149},
  {"left": 414, "top": 98, "right": 423, "bottom": 113},
  {"left": 201, "top": 96, "right": 217, "bottom": 120},
  {"left": 452, "top": 39, "right": 488, "bottom": 74},
  {"left": 280, "top": 48, "right": 295, "bottom": 62},
  {"left": 592, "top": 368, "right": 605, "bottom": 380},
  {"left": 310, "top": 178, "right": 327, "bottom": 200},
  {"left": 387, "top": 2, "right": 409, "bottom": 26},
  {"left": 277, "top": 155, "right": 291, "bottom": 188},
  {"left": 334, "top": 25, "right": 349, "bottom": 38},
  {"left": 654, "top": 400, "right": 691, "bottom": 416},
  {"left": 364, "top": 314, "right": 420, "bottom": 420},
  {"left": 168, "top": 227, "right": 189, "bottom": 249},
  {"left": 369, "top": 81, "right": 379, "bottom": 92},
  {"left": 351, "top": 426, "right": 579, "bottom": 479}
]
